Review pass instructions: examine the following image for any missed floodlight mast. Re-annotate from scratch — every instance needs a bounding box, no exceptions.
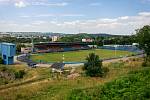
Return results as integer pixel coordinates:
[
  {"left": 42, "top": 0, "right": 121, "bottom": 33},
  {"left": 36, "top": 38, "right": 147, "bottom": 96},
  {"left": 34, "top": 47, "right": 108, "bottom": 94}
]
[
  {"left": 31, "top": 36, "right": 34, "bottom": 53},
  {"left": 62, "top": 53, "right": 65, "bottom": 63},
  {"left": 103, "top": 40, "right": 105, "bottom": 46}
]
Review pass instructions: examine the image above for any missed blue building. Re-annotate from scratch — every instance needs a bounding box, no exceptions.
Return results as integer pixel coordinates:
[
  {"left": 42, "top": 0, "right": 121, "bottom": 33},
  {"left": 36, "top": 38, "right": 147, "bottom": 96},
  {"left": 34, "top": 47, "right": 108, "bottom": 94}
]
[{"left": 0, "top": 43, "right": 16, "bottom": 65}]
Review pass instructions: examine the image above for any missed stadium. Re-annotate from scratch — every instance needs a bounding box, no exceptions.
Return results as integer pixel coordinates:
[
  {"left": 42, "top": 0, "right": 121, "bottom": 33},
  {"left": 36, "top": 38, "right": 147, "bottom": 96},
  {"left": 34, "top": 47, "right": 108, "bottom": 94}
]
[{"left": 25, "top": 42, "right": 139, "bottom": 64}]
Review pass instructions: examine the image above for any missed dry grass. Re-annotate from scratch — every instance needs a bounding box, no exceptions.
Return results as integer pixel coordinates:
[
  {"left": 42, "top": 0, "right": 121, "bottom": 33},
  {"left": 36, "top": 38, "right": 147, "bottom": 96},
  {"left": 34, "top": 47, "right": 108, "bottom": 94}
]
[{"left": 0, "top": 58, "right": 143, "bottom": 100}]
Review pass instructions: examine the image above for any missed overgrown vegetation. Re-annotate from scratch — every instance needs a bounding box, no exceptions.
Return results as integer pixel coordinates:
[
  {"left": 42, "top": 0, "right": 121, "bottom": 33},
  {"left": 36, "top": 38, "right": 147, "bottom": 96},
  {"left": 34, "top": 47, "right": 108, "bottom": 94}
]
[
  {"left": 0, "top": 65, "right": 26, "bottom": 85},
  {"left": 68, "top": 67, "right": 150, "bottom": 100},
  {"left": 0, "top": 57, "right": 143, "bottom": 100}
]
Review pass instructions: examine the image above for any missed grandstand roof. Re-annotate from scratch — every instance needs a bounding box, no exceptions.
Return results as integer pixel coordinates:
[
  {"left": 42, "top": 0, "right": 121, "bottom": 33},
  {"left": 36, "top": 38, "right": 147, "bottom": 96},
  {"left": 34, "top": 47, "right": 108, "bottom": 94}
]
[{"left": 34, "top": 42, "right": 89, "bottom": 46}]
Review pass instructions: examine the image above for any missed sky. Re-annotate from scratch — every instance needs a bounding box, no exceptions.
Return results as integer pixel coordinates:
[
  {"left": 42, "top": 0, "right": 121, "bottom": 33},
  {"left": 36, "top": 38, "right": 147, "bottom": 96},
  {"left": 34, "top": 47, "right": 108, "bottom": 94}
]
[{"left": 0, "top": 0, "right": 150, "bottom": 35}]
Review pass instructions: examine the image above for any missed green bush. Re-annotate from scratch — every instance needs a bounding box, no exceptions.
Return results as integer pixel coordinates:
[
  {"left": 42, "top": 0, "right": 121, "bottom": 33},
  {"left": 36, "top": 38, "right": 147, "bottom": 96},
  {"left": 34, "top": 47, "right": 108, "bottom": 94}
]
[
  {"left": 15, "top": 70, "right": 26, "bottom": 79},
  {"left": 83, "top": 53, "right": 103, "bottom": 77}
]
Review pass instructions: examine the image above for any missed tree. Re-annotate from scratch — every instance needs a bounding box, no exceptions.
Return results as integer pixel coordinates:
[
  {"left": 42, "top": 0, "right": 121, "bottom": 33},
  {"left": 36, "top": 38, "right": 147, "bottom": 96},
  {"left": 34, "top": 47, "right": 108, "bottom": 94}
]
[
  {"left": 16, "top": 43, "right": 26, "bottom": 53},
  {"left": 83, "top": 53, "right": 103, "bottom": 77},
  {"left": 136, "top": 25, "right": 150, "bottom": 64}
]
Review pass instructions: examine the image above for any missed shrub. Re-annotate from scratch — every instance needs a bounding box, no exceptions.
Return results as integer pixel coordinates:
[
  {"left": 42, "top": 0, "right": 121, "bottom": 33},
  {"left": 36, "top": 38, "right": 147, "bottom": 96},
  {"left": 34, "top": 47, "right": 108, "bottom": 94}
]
[
  {"left": 83, "top": 53, "right": 103, "bottom": 77},
  {"left": 15, "top": 70, "right": 26, "bottom": 79}
]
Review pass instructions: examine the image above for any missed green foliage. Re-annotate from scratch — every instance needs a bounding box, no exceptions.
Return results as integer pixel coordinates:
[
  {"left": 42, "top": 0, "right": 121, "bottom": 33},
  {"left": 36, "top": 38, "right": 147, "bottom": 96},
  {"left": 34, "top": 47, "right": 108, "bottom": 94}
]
[
  {"left": 16, "top": 43, "right": 26, "bottom": 53},
  {"left": 68, "top": 67, "right": 150, "bottom": 100},
  {"left": 136, "top": 25, "right": 150, "bottom": 59},
  {"left": 0, "top": 37, "right": 52, "bottom": 43},
  {"left": 58, "top": 33, "right": 136, "bottom": 45},
  {"left": 0, "top": 37, "right": 31, "bottom": 43},
  {"left": 15, "top": 70, "right": 26, "bottom": 79},
  {"left": 58, "top": 33, "right": 91, "bottom": 42},
  {"left": 83, "top": 53, "right": 103, "bottom": 77},
  {"left": 0, "top": 57, "right": 3, "bottom": 64}
]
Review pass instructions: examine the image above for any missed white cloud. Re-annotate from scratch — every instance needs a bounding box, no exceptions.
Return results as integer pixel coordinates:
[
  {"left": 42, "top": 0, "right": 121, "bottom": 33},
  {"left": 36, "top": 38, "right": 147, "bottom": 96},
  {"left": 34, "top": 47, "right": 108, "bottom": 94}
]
[
  {"left": 32, "top": 2, "right": 68, "bottom": 7},
  {"left": 0, "top": 0, "right": 68, "bottom": 7},
  {"left": 0, "top": 12, "right": 150, "bottom": 34},
  {"left": 138, "top": 12, "right": 150, "bottom": 16},
  {"left": 119, "top": 16, "right": 129, "bottom": 20},
  {"left": 20, "top": 13, "right": 84, "bottom": 18},
  {"left": 14, "top": 1, "right": 28, "bottom": 8}
]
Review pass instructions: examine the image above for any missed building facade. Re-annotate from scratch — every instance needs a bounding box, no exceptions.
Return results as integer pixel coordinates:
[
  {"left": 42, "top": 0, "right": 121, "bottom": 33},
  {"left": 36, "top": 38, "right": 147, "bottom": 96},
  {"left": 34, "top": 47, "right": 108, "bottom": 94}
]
[{"left": 0, "top": 43, "right": 16, "bottom": 65}]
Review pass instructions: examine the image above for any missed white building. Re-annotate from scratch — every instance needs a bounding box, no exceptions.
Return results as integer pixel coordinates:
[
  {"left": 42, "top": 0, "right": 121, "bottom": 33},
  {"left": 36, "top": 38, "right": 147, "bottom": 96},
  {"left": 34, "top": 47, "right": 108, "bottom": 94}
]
[
  {"left": 82, "top": 38, "right": 93, "bottom": 42},
  {"left": 21, "top": 47, "right": 32, "bottom": 54},
  {"left": 52, "top": 36, "right": 59, "bottom": 42}
]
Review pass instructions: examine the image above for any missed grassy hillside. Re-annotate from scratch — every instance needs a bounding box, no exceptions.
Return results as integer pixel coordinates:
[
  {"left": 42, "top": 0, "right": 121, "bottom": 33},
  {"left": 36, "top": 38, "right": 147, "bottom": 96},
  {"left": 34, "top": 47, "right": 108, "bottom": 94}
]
[
  {"left": 0, "top": 58, "right": 142, "bottom": 100},
  {"left": 68, "top": 67, "right": 150, "bottom": 100},
  {"left": 31, "top": 49, "right": 135, "bottom": 63}
]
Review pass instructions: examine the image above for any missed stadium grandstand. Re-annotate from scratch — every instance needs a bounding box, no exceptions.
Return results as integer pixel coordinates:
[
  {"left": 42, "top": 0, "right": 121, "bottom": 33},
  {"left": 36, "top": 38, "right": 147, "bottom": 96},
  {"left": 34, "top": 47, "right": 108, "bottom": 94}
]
[{"left": 34, "top": 42, "right": 90, "bottom": 53}]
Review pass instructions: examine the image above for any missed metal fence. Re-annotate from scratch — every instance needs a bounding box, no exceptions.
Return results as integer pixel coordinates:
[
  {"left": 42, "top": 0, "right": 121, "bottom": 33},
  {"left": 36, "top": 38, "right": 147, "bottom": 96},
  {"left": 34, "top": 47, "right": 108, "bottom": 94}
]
[{"left": 99, "top": 45, "right": 142, "bottom": 53}]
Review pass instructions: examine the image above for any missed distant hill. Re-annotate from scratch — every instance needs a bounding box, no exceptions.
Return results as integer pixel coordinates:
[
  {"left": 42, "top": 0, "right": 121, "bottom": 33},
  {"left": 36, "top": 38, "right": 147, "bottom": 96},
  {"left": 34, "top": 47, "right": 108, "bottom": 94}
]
[{"left": 89, "top": 33, "right": 115, "bottom": 37}]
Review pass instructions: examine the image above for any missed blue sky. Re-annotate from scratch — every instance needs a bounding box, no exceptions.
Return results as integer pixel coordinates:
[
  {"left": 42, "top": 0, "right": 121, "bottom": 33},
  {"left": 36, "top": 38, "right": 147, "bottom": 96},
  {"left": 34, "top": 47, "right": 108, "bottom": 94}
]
[{"left": 0, "top": 0, "right": 150, "bottom": 34}]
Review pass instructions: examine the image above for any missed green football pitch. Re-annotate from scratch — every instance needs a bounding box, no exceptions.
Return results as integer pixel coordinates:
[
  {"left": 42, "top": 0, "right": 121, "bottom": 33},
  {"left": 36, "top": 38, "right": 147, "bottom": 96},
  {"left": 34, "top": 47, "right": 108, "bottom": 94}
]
[{"left": 30, "top": 49, "right": 135, "bottom": 63}]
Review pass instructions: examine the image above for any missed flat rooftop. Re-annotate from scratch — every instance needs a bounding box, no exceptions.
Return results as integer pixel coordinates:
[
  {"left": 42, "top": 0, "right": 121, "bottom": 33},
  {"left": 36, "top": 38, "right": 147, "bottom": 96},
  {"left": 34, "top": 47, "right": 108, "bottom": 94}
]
[{"left": 1, "top": 42, "right": 15, "bottom": 46}]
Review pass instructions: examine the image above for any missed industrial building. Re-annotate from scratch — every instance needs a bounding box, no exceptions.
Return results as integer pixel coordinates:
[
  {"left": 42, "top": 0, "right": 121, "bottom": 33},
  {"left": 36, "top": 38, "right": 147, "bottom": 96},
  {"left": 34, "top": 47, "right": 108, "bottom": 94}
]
[{"left": 0, "top": 43, "right": 16, "bottom": 65}]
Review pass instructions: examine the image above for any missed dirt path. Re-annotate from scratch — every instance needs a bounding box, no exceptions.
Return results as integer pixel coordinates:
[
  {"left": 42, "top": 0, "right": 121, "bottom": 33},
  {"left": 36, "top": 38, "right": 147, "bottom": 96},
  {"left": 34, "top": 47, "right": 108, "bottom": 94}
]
[
  {"left": 65, "top": 54, "right": 144, "bottom": 67},
  {"left": 103, "top": 54, "right": 144, "bottom": 63}
]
